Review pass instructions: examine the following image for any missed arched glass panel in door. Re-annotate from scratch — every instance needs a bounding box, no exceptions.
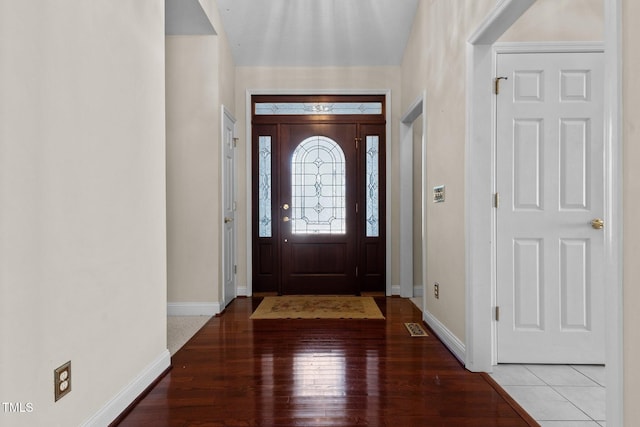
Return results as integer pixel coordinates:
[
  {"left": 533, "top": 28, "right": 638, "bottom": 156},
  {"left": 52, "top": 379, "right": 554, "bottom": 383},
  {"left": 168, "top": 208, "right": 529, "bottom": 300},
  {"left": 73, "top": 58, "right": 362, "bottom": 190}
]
[{"left": 291, "top": 136, "right": 346, "bottom": 234}]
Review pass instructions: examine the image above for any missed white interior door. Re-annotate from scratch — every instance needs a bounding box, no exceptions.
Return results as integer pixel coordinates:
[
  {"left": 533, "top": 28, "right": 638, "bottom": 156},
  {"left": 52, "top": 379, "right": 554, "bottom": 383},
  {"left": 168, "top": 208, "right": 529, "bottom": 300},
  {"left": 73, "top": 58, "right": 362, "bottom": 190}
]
[
  {"left": 222, "top": 108, "right": 237, "bottom": 307},
  {"left": 496, "top": 51, "right": 605, "bottom": 364}
]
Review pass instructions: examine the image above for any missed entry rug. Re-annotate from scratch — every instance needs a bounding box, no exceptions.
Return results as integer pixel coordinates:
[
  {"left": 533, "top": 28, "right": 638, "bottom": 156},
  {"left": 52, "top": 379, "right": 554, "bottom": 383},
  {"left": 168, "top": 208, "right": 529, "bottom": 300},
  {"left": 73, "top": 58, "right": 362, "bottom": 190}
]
[
  {"left": 404, "top": 322, "right": 429, "bottom": 337},
  {"left": 250, "top": 296, "right": 385, "bottom": 319}
]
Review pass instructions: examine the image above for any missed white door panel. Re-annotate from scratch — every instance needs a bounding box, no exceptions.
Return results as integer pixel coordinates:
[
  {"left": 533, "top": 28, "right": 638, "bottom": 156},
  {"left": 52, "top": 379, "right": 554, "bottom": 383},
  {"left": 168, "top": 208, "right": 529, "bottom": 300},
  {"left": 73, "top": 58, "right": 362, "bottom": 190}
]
[
  {"left": 222, "top": 108, "right": 236, "bottom": 308},
  {"left": 496, "top": 51, "right": 604, "bottom": 363}
]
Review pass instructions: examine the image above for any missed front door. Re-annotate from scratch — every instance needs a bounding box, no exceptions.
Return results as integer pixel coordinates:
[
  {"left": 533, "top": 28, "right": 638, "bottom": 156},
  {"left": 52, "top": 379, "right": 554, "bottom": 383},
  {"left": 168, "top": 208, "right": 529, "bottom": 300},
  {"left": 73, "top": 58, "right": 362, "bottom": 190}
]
[
  {"left": 280, "top": 123, "right": 357, "bottom": 294},
  {"left": 251, "top": 95, "right": 386, "bottom": 295},
  {"left": 496, "top": 51, "right": 605, "bottom": 363}
]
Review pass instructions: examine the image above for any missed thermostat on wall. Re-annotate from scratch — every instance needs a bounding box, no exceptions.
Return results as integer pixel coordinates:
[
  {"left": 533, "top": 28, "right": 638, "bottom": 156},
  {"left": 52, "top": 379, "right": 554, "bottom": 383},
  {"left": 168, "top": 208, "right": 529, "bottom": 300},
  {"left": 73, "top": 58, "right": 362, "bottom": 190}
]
[{"left": 433, "top": 185, "right": 445, "bottom": 203}]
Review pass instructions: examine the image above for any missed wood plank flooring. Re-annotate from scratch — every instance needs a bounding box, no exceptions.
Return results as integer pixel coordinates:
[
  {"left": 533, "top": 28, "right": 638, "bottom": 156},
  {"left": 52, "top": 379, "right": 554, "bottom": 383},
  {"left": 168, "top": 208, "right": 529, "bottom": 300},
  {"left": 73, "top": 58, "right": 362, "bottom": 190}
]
[{"left": 114, "top": 297, "right": 534, "bottom": 426}]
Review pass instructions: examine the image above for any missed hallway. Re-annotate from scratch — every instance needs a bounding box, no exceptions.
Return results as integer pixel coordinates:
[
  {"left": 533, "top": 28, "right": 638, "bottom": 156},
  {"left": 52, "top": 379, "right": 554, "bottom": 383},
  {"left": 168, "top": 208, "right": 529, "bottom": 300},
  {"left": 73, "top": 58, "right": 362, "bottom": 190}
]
[{"left": 117, "top": 298, "right": 533, "bottom": 426}]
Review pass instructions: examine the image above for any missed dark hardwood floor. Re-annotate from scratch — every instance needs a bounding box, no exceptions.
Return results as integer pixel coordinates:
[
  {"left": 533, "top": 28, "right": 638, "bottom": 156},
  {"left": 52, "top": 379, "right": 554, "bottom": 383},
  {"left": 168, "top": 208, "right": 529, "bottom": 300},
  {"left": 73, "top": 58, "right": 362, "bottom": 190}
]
[{"left": 114, "top": 297, "right": 535, "bottom": 426}]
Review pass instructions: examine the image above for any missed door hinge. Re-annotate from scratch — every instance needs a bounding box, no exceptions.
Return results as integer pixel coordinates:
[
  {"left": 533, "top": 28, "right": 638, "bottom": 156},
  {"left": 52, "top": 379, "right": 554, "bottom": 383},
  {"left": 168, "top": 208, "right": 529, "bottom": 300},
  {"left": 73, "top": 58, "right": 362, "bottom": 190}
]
[
  {"left": 494, "top": 76, "right": 508, "bottom": 95},
  {"left": 356, "top": 266, "right": 359, "bottom": 277},
  {"left": 355, "top": 202, "right": 358, "bottom": 214},
  {"left": 493, "top": 192, "right": 500, "bottom": 208},
  {"left": 232, "top": 137, "right": 239, "bottom": 148},
  {"left": 495, "top": 306, "right": 500, "bottom": 321},
  {"left": 355, "top": 137, "right": 362, "bottom": 149},
  {"left": 234, "top": 265, "right": 237, "bottom": 274}
]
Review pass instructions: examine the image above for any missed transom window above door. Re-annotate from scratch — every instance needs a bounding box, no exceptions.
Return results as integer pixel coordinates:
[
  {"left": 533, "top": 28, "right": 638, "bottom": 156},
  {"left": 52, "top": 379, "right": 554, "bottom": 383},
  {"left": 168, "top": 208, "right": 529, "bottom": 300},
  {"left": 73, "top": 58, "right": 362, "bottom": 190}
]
[{"left": 255, "top": 102, "right": 382, "bottom": 116}]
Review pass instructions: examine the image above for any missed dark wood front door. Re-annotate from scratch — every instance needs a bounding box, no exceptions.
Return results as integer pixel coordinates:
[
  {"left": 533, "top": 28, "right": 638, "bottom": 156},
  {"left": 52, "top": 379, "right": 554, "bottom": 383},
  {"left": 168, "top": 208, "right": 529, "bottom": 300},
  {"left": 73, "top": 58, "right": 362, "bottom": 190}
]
[
  {"left": 251, "top": 95, "right": 386, "bottom": 295},
  {"left": 280, "top": 123, "right": 357, "bottom": 294}
]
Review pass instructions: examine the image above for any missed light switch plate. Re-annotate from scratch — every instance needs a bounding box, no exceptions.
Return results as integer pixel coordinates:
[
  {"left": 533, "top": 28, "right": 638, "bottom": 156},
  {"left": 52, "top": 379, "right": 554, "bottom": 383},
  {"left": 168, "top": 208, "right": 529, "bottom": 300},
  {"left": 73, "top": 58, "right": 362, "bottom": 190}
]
[{"left": 433, "top": 185, "right": 445, "bottom": 203}]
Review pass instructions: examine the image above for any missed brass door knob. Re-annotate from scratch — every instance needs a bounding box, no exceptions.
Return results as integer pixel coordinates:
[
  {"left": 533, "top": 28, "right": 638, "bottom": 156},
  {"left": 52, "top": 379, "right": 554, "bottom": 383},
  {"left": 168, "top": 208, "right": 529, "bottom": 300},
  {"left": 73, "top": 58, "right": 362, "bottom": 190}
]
[
  {"left": 283, "top": 216, "right": 290, "bottom": 222},
  {"left": 591, "top": 218, "right": 604, "bottom": 230},
  {"left": 224, "top": 217, "right": 233, "bottom": 224}
]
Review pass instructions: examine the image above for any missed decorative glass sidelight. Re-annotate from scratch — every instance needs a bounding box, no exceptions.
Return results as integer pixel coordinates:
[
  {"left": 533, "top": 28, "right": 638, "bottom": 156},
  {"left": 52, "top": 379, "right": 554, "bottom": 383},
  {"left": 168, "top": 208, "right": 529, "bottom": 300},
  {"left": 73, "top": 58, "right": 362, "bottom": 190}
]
[
  {"left": 258, "top": 136, "right": 272, "bottom": 237},
  {"left": 366, "top": 136, "right": 380, "bottom": 237},
  {"left": 291, "top": 136, "right": 346, "bottom": 234}
]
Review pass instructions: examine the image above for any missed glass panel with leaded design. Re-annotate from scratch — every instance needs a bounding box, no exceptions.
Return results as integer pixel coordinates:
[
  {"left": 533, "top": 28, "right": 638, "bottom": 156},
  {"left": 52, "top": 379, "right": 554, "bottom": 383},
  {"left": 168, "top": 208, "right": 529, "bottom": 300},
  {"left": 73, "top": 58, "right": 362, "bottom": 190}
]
[
  {"left": 366, "top": 136, "right": 380, "bottom": 237},
  {"left": 258, "top": 136, "right": 272, "bottom": 238},
  {"left": 291, "top": 136, "right": 346, "bottom": 234},
  {"left": 255, "top": 102, "right": 382, "bottom": 116}
]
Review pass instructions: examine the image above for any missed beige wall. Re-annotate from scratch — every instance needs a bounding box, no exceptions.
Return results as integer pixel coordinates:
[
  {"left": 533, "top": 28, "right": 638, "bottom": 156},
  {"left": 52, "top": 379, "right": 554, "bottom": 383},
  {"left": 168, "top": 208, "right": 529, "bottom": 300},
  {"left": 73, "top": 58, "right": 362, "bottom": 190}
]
[
  {"left": 235, "top": 66, "right": 402, "bottom": 291},
  {"left": 501, "top": 0, "right": 603, "bottom": 42},
  {"left": 401, "top": 0, "right": 496, "bottom": 341},
  {"left": 401, "top": 0, "right": 606, "bottom": 344},
  {"left": 623, "top": 0, "right": 640, "bottom": 422},
  {"left": 166, "top": 36, "right": 220, "bottom": 304},
  {"left": 0, "top": 1, "right": 167, "bottom": 425},
  {"left": 166, "top": 0, "right": 235, "bottom": 306}
]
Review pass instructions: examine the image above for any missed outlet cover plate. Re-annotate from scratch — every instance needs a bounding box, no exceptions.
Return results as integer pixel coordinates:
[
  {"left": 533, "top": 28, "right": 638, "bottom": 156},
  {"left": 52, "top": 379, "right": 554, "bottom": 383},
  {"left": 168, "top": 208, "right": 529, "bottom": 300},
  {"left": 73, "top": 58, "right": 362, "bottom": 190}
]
[{"left": 54, "top": 361, "right": 71, "bottom": 401}]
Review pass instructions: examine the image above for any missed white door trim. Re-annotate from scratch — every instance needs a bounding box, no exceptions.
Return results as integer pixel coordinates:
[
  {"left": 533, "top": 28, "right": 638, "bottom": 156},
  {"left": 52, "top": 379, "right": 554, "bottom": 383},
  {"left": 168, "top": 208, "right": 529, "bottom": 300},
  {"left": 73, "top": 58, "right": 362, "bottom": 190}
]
[
  {"left": 493, "top": 41, "right": 605, "bottom": 54},
  {"left": 603, "top": 1, "right": 624, "bottom": 424},
  {"left": 244, "top": 89, "right": 393, "bottom": 296},
  {"left": 465, "top": 0, "right": 623, "bottom": 425},
  {"left": 400, "top": 92, "right": 427, "bottom": 299}
]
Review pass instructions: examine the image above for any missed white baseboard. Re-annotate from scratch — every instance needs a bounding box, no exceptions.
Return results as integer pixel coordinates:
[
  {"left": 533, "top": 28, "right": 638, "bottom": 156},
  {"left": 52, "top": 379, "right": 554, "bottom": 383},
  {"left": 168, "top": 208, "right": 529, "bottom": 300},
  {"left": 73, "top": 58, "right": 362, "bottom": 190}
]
[
  {"left": 167, "top": 302, "right": 221, "bottom": 316},
  {"left": 237, "top": 286, "right": 248, "bottom": 297},
  {"left": 413, "top": 285, "right": 423, "bottom": 297},
  {"left": 391, "top": 284, "right": 401, "bottom": 295},
  {"left": 423, "top": 309, "right": 466, "bottom": 364},
  {"left": 80, "top": 350, "right": 171, "bottom": 427}
]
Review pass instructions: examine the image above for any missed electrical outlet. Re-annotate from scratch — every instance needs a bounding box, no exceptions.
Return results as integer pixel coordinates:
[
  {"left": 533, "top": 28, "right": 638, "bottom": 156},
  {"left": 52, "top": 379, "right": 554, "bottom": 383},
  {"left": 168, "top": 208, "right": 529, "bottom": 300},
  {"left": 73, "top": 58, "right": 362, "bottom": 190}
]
[
  {"left": 434, "top": 282, "right": 440, "bottom": 299},
  {"left": 54, "top": 361, "right": 71, "bottom": 401}
]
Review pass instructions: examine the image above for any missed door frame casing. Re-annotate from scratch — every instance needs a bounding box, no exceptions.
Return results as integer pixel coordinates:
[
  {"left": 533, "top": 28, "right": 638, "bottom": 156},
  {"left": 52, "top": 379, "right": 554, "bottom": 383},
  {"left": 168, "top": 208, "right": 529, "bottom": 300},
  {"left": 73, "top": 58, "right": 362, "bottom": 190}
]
[
  {"left": 244, "top": 89, "right": 393, "bottom": 296},
  {"left": 465, "top": 0, "right": 623, "bottom": 424}
]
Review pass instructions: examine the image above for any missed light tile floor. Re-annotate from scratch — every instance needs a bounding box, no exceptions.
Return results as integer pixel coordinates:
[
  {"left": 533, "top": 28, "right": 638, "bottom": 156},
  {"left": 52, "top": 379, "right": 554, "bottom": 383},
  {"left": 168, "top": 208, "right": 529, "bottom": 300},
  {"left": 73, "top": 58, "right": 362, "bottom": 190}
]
[
  {"left": 491, "top": 364, "right": 606, "bottom": 426},
  {"left": 409, "top": 297, "right": 606, "bottom": 427}
]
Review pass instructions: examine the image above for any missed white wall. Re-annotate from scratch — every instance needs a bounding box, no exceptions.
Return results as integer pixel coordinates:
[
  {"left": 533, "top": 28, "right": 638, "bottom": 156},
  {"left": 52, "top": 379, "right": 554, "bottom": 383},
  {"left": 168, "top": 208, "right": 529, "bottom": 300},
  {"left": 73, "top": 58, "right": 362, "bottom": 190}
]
[
  {"left": 0, "top": 1, "right": 167, "bottom": 425},
  {"left": 235, "top": 66, "right": 401, "bottom": 293}
]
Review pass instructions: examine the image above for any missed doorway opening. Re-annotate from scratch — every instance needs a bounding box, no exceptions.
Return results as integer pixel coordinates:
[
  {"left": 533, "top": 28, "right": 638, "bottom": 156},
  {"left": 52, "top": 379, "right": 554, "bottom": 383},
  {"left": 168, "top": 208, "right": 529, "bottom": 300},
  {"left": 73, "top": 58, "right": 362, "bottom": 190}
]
[
  {"left": 399, "top": 92, "right": 427, "bottom": 300},
  {"left": 466, "top": 0, "right": 622, "bottom": 424},
  {"left": 251, "top": 95, "right": 386, "bottom": 295}
]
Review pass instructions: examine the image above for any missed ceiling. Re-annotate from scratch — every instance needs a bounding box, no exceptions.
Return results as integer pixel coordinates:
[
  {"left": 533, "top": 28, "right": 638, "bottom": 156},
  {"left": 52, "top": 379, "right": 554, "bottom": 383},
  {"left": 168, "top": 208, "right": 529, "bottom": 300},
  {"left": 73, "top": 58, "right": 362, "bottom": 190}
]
[
  {"left": 215, "top": 0, "right": 420, "bottom": 67},
  {"left": 165, "top": 0, "right": 216, "bottom": 35}
]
